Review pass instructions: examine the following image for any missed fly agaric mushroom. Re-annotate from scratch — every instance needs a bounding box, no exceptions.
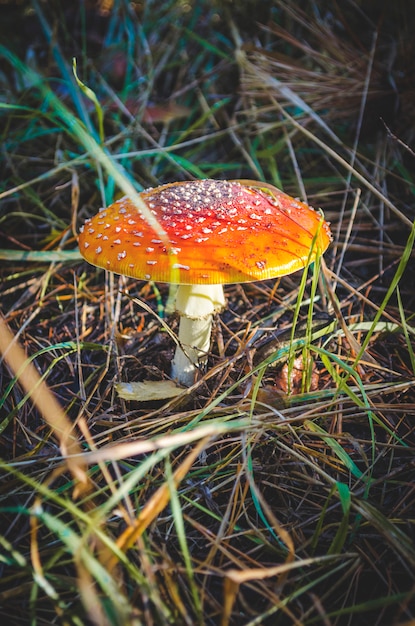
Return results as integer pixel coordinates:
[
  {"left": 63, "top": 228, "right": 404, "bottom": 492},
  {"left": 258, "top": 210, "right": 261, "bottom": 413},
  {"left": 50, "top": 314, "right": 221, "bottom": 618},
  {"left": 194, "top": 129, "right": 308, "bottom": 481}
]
[{"left": 78, "top": 179, "right": 331, "bottom": 386}]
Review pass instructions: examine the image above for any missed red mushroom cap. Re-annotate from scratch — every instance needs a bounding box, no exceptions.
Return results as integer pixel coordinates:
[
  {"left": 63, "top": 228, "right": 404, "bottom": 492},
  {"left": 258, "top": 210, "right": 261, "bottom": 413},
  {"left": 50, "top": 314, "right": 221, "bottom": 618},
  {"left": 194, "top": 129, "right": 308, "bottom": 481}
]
[{"left": 78, "top": 179, "right": 331, "bottom": 284}]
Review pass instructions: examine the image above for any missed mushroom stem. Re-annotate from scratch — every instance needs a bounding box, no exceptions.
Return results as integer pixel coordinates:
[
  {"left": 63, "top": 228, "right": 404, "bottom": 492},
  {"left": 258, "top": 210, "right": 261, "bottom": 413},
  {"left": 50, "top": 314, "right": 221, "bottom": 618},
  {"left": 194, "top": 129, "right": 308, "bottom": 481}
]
[{"left": 171, "top": 284, "right": 226, "bottom": 386}]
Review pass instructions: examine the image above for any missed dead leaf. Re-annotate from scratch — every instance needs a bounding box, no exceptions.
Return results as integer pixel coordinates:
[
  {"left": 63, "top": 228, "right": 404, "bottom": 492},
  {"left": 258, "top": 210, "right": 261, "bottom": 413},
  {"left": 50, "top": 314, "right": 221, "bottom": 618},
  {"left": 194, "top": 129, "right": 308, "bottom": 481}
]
[{"left": 116, "top": 379, "right": 184, "bottom": 402}]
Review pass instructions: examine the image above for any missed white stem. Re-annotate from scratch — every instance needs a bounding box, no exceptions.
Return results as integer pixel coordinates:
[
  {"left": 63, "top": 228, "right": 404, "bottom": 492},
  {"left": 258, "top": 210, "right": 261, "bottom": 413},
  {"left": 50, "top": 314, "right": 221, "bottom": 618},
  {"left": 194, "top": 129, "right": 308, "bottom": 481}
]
[
  {"left": 171, "top": 284, "right": 225, "bottom": 386},
  {"left": 171, "top": 315, "right": 214, "bottom": 386}
]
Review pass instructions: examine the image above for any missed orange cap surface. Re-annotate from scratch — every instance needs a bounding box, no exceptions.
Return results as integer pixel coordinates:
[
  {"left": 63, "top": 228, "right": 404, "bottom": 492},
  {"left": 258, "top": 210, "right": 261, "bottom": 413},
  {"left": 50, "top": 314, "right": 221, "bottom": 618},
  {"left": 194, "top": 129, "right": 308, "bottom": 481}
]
[{"left": 78, "top": 179, "right": 331, "bottom": 284}]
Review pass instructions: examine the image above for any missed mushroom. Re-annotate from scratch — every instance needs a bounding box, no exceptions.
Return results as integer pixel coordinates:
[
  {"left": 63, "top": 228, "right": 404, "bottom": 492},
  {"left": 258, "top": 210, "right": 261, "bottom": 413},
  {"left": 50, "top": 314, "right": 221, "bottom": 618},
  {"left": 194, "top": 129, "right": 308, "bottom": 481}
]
[{"left": 78, "top": 179, "right": 331, "bottom": 386}]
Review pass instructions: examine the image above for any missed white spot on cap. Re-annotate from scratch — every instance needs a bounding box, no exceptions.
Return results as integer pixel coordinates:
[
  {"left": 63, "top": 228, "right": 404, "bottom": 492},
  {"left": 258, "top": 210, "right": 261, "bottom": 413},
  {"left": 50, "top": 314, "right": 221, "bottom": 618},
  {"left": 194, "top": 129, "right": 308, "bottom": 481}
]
[
  {"left": 172, "top": 263, "right": 190, "bottom": 270},
  {"left": 118, "top": 251, "right": 127, "bottom": 260},
  {"left": 96, "top": 246, "right": 102, "bottom": 254}
]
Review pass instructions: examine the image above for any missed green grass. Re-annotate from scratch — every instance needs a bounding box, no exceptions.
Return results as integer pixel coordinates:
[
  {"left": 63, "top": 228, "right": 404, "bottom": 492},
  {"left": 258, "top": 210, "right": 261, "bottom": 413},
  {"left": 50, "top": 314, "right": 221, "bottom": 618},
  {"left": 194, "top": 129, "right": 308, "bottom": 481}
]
[{"left": 1, "top": 1, "right": 415, "bottom": 624}]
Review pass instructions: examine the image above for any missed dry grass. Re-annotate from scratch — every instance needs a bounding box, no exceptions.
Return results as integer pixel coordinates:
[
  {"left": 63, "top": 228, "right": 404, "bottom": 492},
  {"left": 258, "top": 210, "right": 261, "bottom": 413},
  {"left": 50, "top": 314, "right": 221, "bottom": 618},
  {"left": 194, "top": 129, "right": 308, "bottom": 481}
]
[{"left": 1, "top": 1, "right": 415, "bottom": 624}]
